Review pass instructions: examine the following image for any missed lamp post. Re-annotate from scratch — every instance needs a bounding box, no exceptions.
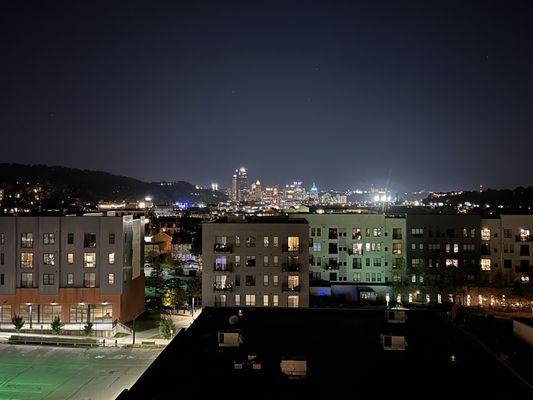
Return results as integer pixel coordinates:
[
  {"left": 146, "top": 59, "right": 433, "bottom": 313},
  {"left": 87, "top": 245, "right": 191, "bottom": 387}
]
[{"left": 132, "top": 317, "right": 136, "bottom": 345}]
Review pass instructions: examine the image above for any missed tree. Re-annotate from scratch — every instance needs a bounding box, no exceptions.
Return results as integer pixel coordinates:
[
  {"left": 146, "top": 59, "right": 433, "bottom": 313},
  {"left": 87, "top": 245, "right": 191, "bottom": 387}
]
[
  {"left": 83, "top": 321, "right": 94, "bottom": 336},
  {"left": 186, "top": 278, "right": 202, "bottom": 305},
  {"left": 159, "top": 316, "right": 176, "bottom": 340},
  {"left": 51, "top": 316, "right": 64, "bottom": 335},
  {"left": 12, "top": 315, "right": 24, "bottom": 331},
  {"left": 162, "top": 287, "right": 188, "bottom": 310}
]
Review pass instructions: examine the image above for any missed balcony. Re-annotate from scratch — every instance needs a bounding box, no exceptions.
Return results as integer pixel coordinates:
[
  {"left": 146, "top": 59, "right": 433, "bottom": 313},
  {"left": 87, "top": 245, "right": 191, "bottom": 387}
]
[
  {"left": 214, "top": 243, "right": 233, "bottom": 253},
  {"left": 282, "top": 284, "right": 300, "bottom": 292},
  {"left": 213, "top": 282, "right": 233, "bottom": 292},
  {"left": 327, "top": 260, "right": 338, "bottom": 270},
  {"left": 282, "top": 244, "right": 301, "bottom": 253},
  {"left": 282, "top": 263, "right": 301, "bottom": 272},
  {"left": 516, "top": 235, "right": 533, "bottom": 243},
  {"left": 214, "top": 263, "right": 234, "bottom": 272}
]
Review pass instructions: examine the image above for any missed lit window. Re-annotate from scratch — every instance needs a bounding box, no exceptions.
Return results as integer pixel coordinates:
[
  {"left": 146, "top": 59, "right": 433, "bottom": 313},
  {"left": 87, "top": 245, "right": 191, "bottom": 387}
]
[
  {"left": 453, "top": 244, "right": 459, "bottom": 253},
  {"left": 67, "top": 273, "right": 74, "bottom": 285},
  {"left": 288, "top": 237, "right": 300, "bottom": 252},
  {"left": 43, "top": 233, "right": 55, "bottom": 245},
  {"left": 20, "top": 252, "right": 33, "bottom": 268},
  {"left": 481, "top": 259, "right": 491, "bottom": 271},
  {"left": 67, "top": 253, "right": 74, "bottom": 264},
  {"left": 481, "top": 228, "right": 491, "bottom": 241},
  {"left": 263, "top": 236, "right": 269, "bottom": 247},
  {"left": 263, "top": 295, "right": 269, "bottom": 306},
  {"left": 313, "top": 242, "right": 321, "bottom": 252},
  {"left": 272, "top": 295, "right": 279, "bottom": 307},
  {"left": 273, "top": 275, "right": 279, "bottom": 286},
  {"left": 263, "top": 275, "right": 269, "bottom": 286},
  {"left": 21, "top": 233, "right": 33, "bottom": 248},
  {"left": 245, "top": 294, "right": 256, "bottom": 306},
  {"left": 446, "top": 259, "right": 459, "bottom": 267},
  {"left": 108, "top": 273, "right": 115, "bottom": 285},
  {"left": 43, "top": 253, "right": 55, "bottom": 265},
  {"left": 235, "top": 294, "right": 240, "bottom": 306},
  {"left": 273, "top": 236, "right": 279, "bottom": 247},
  {"left": 108, "top": 253, "right": 115, "bottom": 264},
  {"left": 84, "top": 253, "right": 96, "bottom": 268},
  {"left": 392, "top": 243, "right": 402, "bottom": 255},
  {"left": 352, "top": 243, "right": 363, "bottom": 255},
  {"left": 287, "top": 295, "right": 299, "bottom": 308}
]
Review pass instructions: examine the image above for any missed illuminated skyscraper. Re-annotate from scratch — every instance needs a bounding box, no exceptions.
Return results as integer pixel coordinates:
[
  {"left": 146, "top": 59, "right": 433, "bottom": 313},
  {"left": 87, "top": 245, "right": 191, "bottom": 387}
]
[
  {"left": 309, "top": 182, "right": 318, "bottom": 199},
  {"left": 231, "top": 167, "right": 248, "bottom": 202},
  {"left": 251, "top": 180, "right": 262, "bottom": 201}
]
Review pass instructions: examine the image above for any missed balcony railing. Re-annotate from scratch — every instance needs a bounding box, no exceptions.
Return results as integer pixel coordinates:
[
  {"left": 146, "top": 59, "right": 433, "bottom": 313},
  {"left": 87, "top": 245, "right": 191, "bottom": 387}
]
[
  {"left": 282, "top": 244, "right": 301, "bottom": 253},
  {"left": 282, "top": 263, "right": 301, "bottom": 272},
  {"left": 214, "top": 263, "right": 234, "bottom": 272},
  {"left": 516, "top": 235, "right": 533, "bottom": 243},
  {"left": 213, "top": 282, "right": 233, "bottom": 292},
  {"left": 214, "top": 243, "right": 233, "bottom": 253},
  {"left": 282, "top": 284, "right": 300, "bottom": 292}
]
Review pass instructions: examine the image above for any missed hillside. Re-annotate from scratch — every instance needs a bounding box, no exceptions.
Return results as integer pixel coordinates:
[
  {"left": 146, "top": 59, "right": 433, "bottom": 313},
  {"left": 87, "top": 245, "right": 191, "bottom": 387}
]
[{"left": 0, "top": 164, "right": 226, "bottom": 204}]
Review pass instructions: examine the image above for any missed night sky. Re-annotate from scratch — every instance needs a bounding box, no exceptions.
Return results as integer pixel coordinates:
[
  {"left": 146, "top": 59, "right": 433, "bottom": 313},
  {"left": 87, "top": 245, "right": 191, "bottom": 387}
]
[{"left": 1, "top": 1, "right": 532, "bottom": 192}]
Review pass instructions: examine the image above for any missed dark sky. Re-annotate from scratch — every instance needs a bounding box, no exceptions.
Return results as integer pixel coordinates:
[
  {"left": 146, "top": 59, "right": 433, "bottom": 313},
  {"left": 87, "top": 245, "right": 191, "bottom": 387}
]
[{"left": 1, "top": 1, "right": 532, "bottom": 192}]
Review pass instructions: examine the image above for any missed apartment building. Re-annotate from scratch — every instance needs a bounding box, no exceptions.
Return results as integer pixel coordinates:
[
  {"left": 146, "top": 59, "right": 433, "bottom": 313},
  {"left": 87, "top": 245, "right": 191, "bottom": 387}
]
[
  {"left": 0, "top": 215, "right": 145, "bottom": 328},
  {"left": 202, "top": 217, "right": 309, "bottom": 308},
  {"left": 406, "top": 214, "right": 481, "bottom": 290},
  {"left": 289, "top": 213, "right": 406, "bottom": 301},
  {"left": 480, "top": 215, "right": 533, "bottom": 285}
]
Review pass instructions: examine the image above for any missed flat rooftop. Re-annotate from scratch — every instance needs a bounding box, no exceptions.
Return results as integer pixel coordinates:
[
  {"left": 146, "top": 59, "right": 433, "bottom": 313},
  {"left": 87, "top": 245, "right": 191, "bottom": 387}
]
[
  {"left": 120, "top": 307, "right": 533, "bottom": 399},
  {"left": 210, "top": 216, "right": 308, "bottom": 224}
]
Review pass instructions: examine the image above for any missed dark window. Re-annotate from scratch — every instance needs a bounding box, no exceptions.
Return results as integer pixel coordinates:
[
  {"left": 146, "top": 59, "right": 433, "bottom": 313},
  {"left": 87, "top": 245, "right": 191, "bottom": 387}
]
[
  {"left": 504, "top": 259, "right": 512, "bottom": 269},
  {"left": 328, "top": 228, "right": 338, "bottom": 240},
  {"left": 520, "top": 245, "right": 529, "bottom": 257},
  {"left": 245, "top": 275, "right": 256, "bottom": 286},
  {"left": 84, "top": 233, "right": 97, "bottom": 248},
  {"left": 0, "top": 274, "right": 3, "bottom": 285},
  {"left": 328, "top": 243, "right": 338, "bottom": 254},
  {"left": 329, "top": 272, "right": 337, "bottom": 281},
  {"left": 235, "top": 275, "right": 240, "bottom": 286},
  {"left": 67, "top": 233, "right": 74, "bottom": 245},
  {"left": 0, "top": 253, "right": 3, "bottom": 265},
  {"left": 43, "top": 274, "right": 55, "bottom": 285},
  {"left": 109, "top": 233, "right": 115, "bottom": 244}
]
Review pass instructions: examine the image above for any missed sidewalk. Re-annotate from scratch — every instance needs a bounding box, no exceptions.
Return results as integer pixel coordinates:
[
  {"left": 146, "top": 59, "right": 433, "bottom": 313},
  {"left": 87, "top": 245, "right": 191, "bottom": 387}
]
[{"left": 0, "top": 310, "right": 200, "bottom": 348}]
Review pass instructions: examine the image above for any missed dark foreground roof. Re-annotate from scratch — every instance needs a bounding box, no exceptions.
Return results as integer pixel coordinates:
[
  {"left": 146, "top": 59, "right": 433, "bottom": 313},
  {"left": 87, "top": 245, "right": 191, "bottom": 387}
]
[{"left": 119, "top": 307, "right": 533, "bottom": 399}]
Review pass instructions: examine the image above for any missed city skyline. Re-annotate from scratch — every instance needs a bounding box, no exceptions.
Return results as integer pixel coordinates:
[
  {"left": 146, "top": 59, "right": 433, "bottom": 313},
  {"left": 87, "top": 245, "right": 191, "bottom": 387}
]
[{"left": 1, "top": 1, "right": 533, "bottom": 191}]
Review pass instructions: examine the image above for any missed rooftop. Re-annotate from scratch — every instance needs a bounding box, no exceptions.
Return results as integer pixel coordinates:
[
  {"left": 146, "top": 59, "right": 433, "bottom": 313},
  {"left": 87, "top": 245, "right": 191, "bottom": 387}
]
[{"left": 120, "top": 307, "right": 533, "bottom": 399}]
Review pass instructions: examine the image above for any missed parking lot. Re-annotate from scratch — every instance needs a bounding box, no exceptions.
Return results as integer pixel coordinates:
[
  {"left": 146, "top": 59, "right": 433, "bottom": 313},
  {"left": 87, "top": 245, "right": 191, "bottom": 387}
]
[{"left": 0, "top": 344, "right": 162, "bottom": 399}]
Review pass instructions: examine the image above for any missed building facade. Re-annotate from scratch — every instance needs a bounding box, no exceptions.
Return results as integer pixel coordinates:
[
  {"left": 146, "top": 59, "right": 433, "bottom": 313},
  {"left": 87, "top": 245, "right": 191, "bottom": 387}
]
[
  {"left": 480, "top": 215, "right": 533, "bottom": 286},
  {"left": 289, "top": 213, "right": 406, "bottom": 301},
  {"left": 0, "top": 215, "right": 145, "bottom": 328},
  {"left": 405, "top": 214, "right": 481, "bottom": 301},
  {"left": 202, "top": 217, "right": 309, "bottom": 308}
]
